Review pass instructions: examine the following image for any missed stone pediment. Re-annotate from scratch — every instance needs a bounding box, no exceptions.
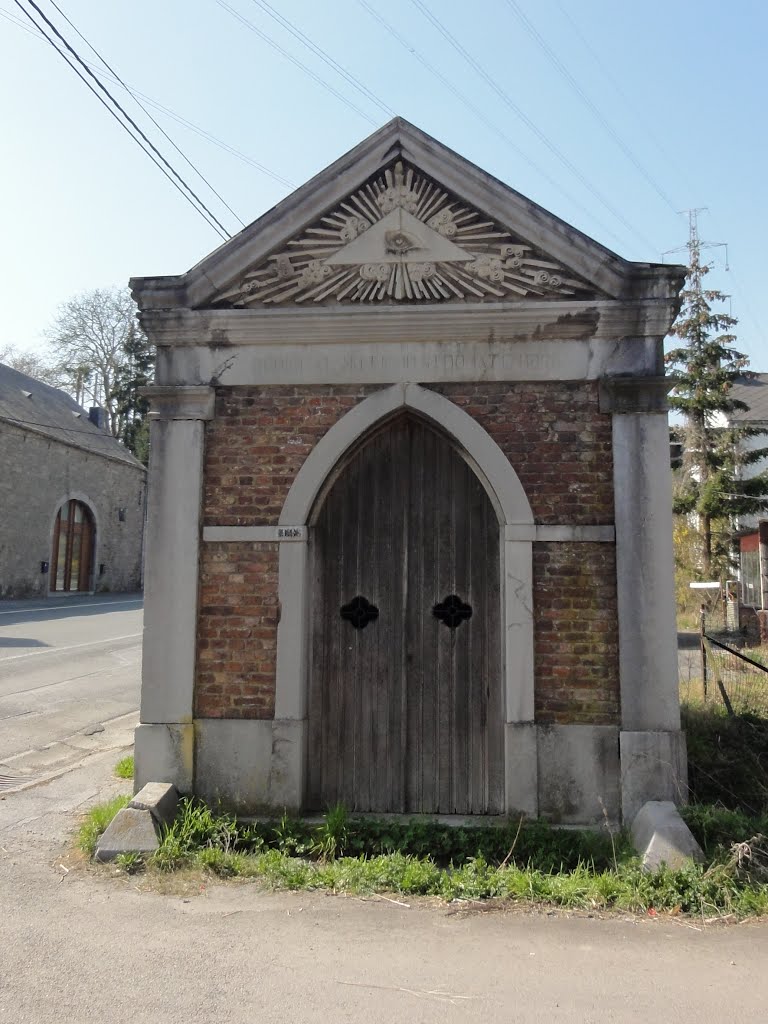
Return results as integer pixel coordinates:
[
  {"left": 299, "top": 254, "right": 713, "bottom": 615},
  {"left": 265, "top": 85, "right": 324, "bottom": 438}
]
[
  {"left": 131, "top": 118, "right": 686, "bottom": 321},
  {"left": 211, "top": 159, "right": 601, "bottom": 308}
]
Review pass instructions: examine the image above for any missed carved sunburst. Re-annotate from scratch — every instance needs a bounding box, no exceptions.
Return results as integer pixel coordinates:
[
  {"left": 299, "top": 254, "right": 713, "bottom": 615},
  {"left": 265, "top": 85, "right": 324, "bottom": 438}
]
[{"left": 212, "top": 161, "right": 597, "bottom": 307}]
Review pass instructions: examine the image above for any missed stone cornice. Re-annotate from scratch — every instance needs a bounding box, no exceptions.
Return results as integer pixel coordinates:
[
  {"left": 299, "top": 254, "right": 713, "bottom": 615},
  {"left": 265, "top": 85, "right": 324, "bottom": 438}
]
[{"left": 140, "top": 298, "right": 678, "bottom": 349}]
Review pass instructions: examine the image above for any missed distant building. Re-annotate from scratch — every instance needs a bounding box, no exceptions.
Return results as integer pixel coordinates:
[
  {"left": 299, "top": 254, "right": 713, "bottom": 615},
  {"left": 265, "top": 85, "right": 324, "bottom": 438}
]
[
  {"left": 725, "top": 374, "right": 768, "bottom": 610},
  {"left": 0, "top": 362, "right": 146, "bottom": 598}
]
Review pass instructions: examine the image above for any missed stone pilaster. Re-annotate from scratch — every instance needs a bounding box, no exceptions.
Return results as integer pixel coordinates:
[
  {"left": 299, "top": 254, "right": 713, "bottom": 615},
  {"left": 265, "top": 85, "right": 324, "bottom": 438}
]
[
  {"left": 135, "top": 386, "right": 214, "bottom": 793},
  {"left": 602, "top": 377, "right": 687, "bottom": 821}
]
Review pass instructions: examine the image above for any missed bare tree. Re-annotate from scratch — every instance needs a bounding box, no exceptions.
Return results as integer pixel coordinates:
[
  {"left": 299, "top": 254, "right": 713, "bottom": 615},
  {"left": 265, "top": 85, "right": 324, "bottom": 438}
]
[
  {"left": 0, "top": 344, "right": 63, "bottom": 387},
  {"left": 45, "top": 287, "right": 140, "bottom": 436}
]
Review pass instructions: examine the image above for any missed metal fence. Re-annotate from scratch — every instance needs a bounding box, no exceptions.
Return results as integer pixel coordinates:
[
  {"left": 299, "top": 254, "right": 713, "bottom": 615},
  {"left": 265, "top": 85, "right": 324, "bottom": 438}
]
[{"left": 702, "top": 632, "right": 768, "bottom": 717}]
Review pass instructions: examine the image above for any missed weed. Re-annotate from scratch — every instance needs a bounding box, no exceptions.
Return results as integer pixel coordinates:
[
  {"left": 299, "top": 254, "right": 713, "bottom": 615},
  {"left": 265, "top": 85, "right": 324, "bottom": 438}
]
[
  {"left": 682, "top": 705, "right": 768, "bottom": 814},
  {"left": 311, "top": 803, "right": 349, "bottom": 860},
  {"left": 77, "top": 795, "right": 130, "bottom": 856},
  {"left": 115, "top": 851, "right": 144, "bottom": 874},
  {"left": 114, "top": 756, "right": 134, "bottom": 780}
]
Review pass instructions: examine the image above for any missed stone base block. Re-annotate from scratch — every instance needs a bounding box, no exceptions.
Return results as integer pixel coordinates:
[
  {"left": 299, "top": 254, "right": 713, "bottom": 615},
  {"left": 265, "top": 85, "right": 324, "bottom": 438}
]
[
  {"left": 268, "top": 719, "right": 307, "bottom": 811},
  {"left": 504, "top": 723, "right": 538, "bottom": 816},
  {"left": 631, "top": 800, "right": 703, "bottom": 871},
  {"left": 537, "top": 724, "right": 620, "bottom": 825},
  {"left": 95, "top": 807, "right": 159, "bottom": 862},
  {"left": 134, "top": 723, "right": 193, "bottom": 794},
  {"left": 194, "top": 719, "right": 273, "bottom": 813},
  {"left": 130, "top": 782, "right": 179, "bottom": 826},
  {"left": 620, "top": 730, "right": 688, "bottom": 825}
]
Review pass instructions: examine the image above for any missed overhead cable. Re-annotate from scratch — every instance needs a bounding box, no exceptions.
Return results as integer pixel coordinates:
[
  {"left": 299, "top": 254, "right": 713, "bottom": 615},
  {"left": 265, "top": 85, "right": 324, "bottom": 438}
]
[
  {"left": 409, "top": 0, "right": 658, "bottom": 253},
  {"left": 504, "top": 0, "right": 679, "bottom": 215},
  {"left": 215, "top": 0, "right": 381, "bottom": 127},
  {"left": 246, "top": 0, "right": 395, "bottom": 118},
  {"left": 357, "top": 0, "right": 629, "bottom": 252},
  {"left": 47, "top": 0, "right": 246, "bottom": 228},
  {"left": 1, "top": 5, "right": 296, "bottom": 191},
  {"left": 13, "top": 0, "right": 231, "bottom": 240}
]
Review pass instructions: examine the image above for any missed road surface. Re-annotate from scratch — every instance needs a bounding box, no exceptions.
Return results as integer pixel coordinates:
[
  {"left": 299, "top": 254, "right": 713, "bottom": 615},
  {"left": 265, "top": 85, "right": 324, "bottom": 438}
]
[{"left": 0, "top": 594, "right": 141, "bottom": 785}]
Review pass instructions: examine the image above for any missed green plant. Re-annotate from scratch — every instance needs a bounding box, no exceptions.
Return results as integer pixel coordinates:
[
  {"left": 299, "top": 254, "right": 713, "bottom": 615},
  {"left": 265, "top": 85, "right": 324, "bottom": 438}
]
[
  {"left": 311, "top": 803, "right": 349, "bottom": 860},
  {"left": 682, "top": 705, "right": 768, "bottom": 814},
  {"left": 115, "top": 851, "right": 144, "bottom": 874},
  {"left": 114, "top": 755, "right": 134, "bottom": 780},
  {"left": 77, "top": 795, "right": 130, "bottom": 856}
]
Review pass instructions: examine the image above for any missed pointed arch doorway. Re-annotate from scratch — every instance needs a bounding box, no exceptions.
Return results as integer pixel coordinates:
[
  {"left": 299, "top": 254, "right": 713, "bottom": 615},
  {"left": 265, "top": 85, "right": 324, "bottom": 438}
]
[
  {"left": 51, "top": 499, "right": 95, "bottom": 593},
  {"left": 307, "top": 413, "right": 503, "bottom": 814}
]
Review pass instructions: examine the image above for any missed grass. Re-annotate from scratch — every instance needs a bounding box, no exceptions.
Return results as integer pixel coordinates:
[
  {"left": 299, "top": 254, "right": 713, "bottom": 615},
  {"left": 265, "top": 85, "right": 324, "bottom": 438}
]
[
  {"left": 682, "top": 704, "right": 768, "bottom": 815},
  {"left": 77, "top": 794, "right": 130, "bottom": 857},
  {"left": 114, "top": 755, "right": 134, "bottom": 780},
  {"left": 73, "top": 797, "right": 758, "bottom": 918},
  {"left": 76, "top": 704, "right": 768, "bottom": 919}
]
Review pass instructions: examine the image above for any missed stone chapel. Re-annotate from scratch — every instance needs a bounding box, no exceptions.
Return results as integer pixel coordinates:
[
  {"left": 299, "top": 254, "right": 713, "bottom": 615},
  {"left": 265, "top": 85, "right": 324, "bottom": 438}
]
[{"left": 131, "top": 118, "right": 686, "bottom": 825}]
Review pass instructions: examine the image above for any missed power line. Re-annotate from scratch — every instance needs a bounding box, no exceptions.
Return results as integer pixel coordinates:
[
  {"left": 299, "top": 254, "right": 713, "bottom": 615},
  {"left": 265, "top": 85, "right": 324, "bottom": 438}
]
[
  {"left": 13, "top": 0, "right": 231, "bottom": 241},
  {"left": 503, "top": 0, "right": 680, "bottom": 215},
  {"left": 357, "top": 0, "right": 629, "bottom": 252},
  {"left": 47, "top": 0, "right": 246, "bottom": 229},
  {"left": 215, "top": 0, "right": 381, "bottom": 127},
  {"left": 1, "top": 5, "right": 296, "bottom": 191},
  {"left": 408, "top": 0, "right": 658, "bottom": 253},
  {"left": 246, "top": 0, "right": 394, "bottom": 118}
]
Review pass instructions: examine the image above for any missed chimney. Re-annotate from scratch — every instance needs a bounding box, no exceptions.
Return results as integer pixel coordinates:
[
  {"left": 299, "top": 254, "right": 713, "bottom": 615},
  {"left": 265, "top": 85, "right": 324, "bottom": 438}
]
[{"left": 88, "top": 407, "right": 107, "bottom": 431}]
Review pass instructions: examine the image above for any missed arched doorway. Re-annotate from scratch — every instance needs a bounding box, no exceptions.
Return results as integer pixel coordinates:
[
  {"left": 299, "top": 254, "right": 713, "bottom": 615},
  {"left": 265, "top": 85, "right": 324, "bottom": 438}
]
[
  {"left": 51, "top": 499, "right": 95, "bottom": 593},
  {"left": 306, "top": 414, "right": 503, "bottom": 814}
]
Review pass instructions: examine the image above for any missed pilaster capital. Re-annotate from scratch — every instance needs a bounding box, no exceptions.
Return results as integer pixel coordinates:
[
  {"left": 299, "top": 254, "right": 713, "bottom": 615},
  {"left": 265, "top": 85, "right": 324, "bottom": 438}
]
[
  {"left": 598, "top": 375, "right": 670, "bottom": 415},
  {"left": 142, "top": 385, "right": 215, "bottom": 421}
]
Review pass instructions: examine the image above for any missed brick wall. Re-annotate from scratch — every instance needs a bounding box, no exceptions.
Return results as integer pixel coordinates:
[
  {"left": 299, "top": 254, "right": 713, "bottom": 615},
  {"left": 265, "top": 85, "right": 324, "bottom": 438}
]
[
  {"left": 533, "top": 542, "right": 620, "bottom": 724},
  {"left": 196, "top": 541, "right": 279, "bottom": 718},
  {"left": 431, "top": 382, "right": 613, "bottom": 525},
  {"left": 203, "top": 386, "right": 380, "bottom": 526},
  {"left": 196, "top": 382, "right": 619, "bottom": 723}
]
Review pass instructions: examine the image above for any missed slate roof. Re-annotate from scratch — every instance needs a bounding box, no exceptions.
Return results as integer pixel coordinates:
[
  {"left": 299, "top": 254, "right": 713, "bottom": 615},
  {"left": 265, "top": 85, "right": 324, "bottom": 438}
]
[
  {"left": 728, "top": 374, "right": 768, "bottom": 422},
  {"left": 0, "top": 362, "right": 144, "bottom": 469}
]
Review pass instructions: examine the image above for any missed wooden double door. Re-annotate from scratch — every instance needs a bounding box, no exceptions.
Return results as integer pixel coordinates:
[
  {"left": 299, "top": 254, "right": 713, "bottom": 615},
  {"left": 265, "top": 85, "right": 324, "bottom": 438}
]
[{"left": 307, "top": 414, "right": 503, "bottom": 814}]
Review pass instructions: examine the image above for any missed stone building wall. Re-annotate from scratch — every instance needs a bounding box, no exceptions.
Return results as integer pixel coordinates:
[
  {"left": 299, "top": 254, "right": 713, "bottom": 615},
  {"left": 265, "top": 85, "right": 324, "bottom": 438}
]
[
  {"left": 195, "top": 382, "right": 620, "bottom": 725},
  {"left": 0, "top": 422, "right": 146, "bottom": 598}
]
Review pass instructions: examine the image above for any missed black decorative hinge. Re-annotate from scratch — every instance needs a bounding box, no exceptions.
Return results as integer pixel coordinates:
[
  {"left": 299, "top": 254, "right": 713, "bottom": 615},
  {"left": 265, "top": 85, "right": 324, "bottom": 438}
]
[
  {"left": 433, "top": 594, "right": 473, "bottom": 629},
  {"left": 340, "top": 595, "right": 379, "bottom": 630}
]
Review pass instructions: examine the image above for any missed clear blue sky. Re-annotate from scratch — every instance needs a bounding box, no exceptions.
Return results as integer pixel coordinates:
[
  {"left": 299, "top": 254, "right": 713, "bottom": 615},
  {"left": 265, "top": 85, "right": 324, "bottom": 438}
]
[{"left": 1, "top": 0, "right": 765, "bottom": 364}]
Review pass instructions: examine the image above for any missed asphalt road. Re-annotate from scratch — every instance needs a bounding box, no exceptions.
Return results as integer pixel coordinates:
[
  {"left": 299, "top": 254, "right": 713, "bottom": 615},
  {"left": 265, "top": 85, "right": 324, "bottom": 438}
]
[
  {"left": 0, "top": 594, "right": 142, "bottom": 783},
  {"left": 0, "top": 604, "right": 766, "bottom": 1021}
]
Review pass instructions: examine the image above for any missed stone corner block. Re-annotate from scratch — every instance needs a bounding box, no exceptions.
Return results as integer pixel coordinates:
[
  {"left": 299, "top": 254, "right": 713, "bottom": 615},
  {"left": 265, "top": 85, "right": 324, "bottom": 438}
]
[
  {"left": 134, "top": 723, "right": 194, "bottom": 794},
  {"left": 95, "top": 807, "right": 159, "bottom": 862},
  {"left": 620, "top": 730, "right": 688, "bottom": 825},
  {"left": 631, "top": 800, "right": 704, "bottom": 872},
  {"left": 129, "top": 782, "right": 179, "bottom": 826},
  {"left": 537, "top": 723, "right": 620, "bottom": 826},
  {"left": 195, "top": 718, "right": 273, "bottom": 813}
]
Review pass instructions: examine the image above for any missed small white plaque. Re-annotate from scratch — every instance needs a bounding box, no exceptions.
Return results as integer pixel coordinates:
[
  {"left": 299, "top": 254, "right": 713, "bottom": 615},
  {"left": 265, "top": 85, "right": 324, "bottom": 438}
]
[{"left": 276, "top": 526, "right": 306, "bottom": 541}]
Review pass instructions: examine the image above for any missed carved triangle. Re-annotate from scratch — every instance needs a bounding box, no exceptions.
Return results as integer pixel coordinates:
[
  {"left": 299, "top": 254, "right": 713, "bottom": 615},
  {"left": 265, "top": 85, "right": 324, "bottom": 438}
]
[{"left": 213, "top": 160, "right": 601, "bottom": 307}]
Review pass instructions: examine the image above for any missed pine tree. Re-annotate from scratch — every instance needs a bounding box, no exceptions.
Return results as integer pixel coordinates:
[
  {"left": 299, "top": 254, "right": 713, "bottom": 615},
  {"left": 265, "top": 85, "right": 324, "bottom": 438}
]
[
  {"left": 109, "top": 322, "right": 155, "bottom": 464},
  {"left": 666, "top": 230, "right": 768, "bottom": 579}
]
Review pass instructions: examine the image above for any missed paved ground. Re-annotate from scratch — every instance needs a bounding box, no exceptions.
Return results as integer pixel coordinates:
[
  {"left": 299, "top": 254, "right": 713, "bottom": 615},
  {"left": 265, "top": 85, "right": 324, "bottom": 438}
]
[
  {"left": 0, "top": 594, "right": 141, "bottom": 785},
  {"left": 1, "top": 601, "right": 766, "bottom": 1022}
]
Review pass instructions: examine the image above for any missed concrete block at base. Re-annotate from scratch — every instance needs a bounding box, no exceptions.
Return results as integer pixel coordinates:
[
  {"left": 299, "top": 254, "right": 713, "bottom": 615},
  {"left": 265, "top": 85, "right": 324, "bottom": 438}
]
[
  {"left": 95, "top": 807, "right": 159, "bottom": 862},
  {"left": 134, "top": 723, "right": 193, "bottom": 794},
  {"left": 631, "top": 800, "right": 704, "bottom": 872},
  {"left": 268, "top": 719, "right": 307, "bottom": 811},
  {"left": 621, "top": 730, "right": 688, "bottom": 825},
  {"left": 504, "top": 722, "right": 538, "bottom": 816},
  {"left": 537, "top": 724, "right": 620, "bottom": 825},
  {"left": 129, "top": 782, "right": 178, "bottom": 826},
  {"left": 195, "top": 719, "right": 272, "bottom": 813}
]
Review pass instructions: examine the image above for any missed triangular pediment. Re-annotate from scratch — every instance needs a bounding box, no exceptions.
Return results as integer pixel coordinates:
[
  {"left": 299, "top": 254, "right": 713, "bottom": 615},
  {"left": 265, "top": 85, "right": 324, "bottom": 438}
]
[
  {"left": 132, "top": 119, "right": 685, "bottom": 314},
  {"left": 211, "top": 157, "right": 602, "bottom": 307}
]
